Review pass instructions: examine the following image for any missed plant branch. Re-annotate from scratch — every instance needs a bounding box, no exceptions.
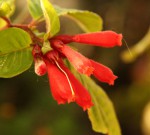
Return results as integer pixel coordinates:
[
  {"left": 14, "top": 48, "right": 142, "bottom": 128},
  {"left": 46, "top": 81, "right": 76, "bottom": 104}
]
[
  {"left": 1, "top": 17, "right": 11, "bottom": 27},
  {"left": 28, "top": 17, "right": 43, "bottom": 28},
  {"left": 11, "top": 24, "right": 44, "bottom": 44},
  {"left": 1, "top": 17, "right": 44, "bottom": 44}
]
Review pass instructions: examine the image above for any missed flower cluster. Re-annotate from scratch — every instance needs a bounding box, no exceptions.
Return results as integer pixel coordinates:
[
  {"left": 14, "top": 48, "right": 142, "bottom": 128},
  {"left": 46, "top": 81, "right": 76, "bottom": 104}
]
[{"left": 32, "top": 31, "right": 122, "bottom": 110}]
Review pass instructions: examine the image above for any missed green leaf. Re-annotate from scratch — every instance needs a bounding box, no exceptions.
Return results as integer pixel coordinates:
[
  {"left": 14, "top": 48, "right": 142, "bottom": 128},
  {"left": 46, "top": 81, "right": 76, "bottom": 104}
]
[
  {"left": 0, "top": 28, "right": 33, "bottom": 78},
  {"left": 55, "top": 6, "right": 103, "bottom": 32},
  {"left": 0, "top": 0, "right": 15, "bottom": 17},
  {"left": 86, "top": 78, "right": 121, "bottom": 135},
  {"left": 27, "top": 0, "right": 43, "bottom": 19},
  {"left": 41, "top": 40, "right": 52, "bottom": 54},
  {"left": 0, "top": 2, "right": 11, "bottom": 17},
  {"left": 67, "top": 61, "right": 121, "bottom": 135},
  {"left": 28, "top": 0, "right": 60, "bottom": 37},
  {"left": 40, "top": 0, "right": 60, "bottom": 37},
  {"left": 82, "top": 76, "right": 121, "bottom": 135}
]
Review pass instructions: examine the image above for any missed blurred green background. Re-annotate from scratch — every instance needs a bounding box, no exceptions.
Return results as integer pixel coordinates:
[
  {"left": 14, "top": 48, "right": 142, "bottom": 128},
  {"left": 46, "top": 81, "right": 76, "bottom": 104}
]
[{"left": 1, "top": 0, "right": 150, "bottom": 135}]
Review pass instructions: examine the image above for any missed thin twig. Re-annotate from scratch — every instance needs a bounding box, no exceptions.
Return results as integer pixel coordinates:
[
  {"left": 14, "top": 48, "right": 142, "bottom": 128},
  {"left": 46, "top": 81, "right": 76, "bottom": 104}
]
[
  {"left": 28, "top": 17, "right": 43, "bottom": 28},
  {"left": 1, "top": 17, "right": 44, "bottom": 44},
  {"left": 1, "top": 17, "right": 11, "bottom": 27},
  {"left": 12, "top": 24, "right": 44, "bottom": 43}
]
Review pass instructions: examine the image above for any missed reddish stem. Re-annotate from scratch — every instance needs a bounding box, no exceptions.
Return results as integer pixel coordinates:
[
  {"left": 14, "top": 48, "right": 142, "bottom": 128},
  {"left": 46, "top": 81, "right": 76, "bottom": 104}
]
[
  {"left": 1, "top": 17, "right": 11, "bottom": 27},
  {"left": 1, "top": 17, "right": 43, "bottom": 44},
  {"left": 12, "top": 24, "right": 43, "bottom": 43}
]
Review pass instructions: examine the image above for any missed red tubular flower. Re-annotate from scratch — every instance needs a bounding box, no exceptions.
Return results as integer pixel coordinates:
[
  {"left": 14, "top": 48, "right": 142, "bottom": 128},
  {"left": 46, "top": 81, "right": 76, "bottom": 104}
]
[
  {"left": 54, "top": 31, "right": 122, "bottom": 47},
  {"left": 58, "top": 62, "right": 93, "bottom": 110},
  {"left": 50, "top": 39, "right": 94, "bottom": 76},
  {"left": 90, "top": 60, "right": 118, "bottom": 85},
  {"left": 32, "top": 45, "right": 47, "bottom": 76},
  {"left": 60, "top": 45, "right": 94, "bottom": 76},
  {"left": 72, "top": 31, "right": 122, "bottom": 47},
  {"left": 45, "top": 59, "right": 75, "bottom": 104},
  {"left": 44, "top": 51, "right": 93, "bottom": 110},
  {"left": 32, "top": 29, "right": 123, "bottom": 110}
]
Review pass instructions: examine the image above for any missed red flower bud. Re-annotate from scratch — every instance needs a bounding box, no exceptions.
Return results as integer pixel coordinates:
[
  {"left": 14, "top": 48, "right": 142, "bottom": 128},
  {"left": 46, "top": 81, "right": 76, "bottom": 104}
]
[
  {"left": 34, "top": 58, "right": 47, "bottom": 76},
  {"left": 90, "top": 60, "right": 118, "bottom": 85},
  {"left": 32, "top": 44, "right": 42, "bottom": 56},
  {"left": 32, "top": 45, "right": 47, "bottom": 76},
  {"left": 72, "top": 31, "right": 122, "bottom": 47}
]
